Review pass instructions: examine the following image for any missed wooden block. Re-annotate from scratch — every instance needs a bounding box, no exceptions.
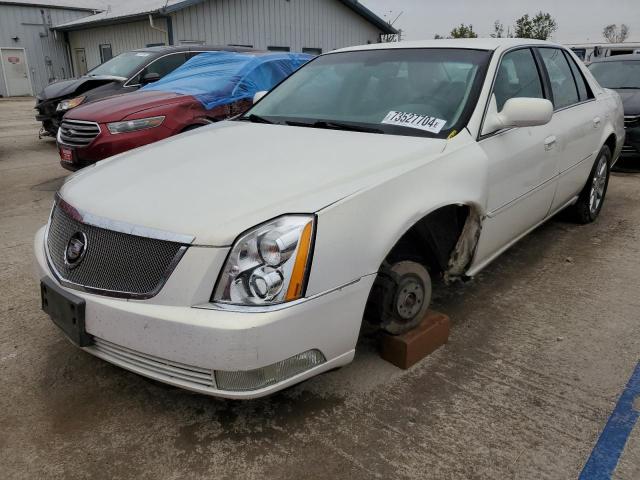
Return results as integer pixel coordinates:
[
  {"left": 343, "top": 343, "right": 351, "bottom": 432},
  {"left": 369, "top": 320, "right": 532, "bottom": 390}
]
[{"left": 380, "top": 310, "right": 450, "bottom": 369}]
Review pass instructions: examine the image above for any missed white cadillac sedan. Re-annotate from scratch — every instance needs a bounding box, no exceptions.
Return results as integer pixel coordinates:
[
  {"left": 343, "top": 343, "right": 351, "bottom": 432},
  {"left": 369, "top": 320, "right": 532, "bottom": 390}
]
[{"left": 35, "top": 39, "right": 624, "bottom": 398}]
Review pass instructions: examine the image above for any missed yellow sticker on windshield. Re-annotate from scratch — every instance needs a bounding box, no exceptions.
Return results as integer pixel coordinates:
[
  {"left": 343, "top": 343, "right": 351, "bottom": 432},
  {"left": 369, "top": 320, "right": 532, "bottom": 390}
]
[{"left": 382, "top": 111, "right": 446, "bottom": 134}]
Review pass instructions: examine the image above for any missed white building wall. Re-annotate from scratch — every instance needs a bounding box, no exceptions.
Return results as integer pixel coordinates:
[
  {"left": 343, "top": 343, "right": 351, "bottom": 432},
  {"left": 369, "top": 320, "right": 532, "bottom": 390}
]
[
  {"left": 0, "top": 4, "right": 90, "bottom": 96},
  {"left": 171, "top": 0, "right": 382, "bottom": 52},
  {"left": 68, "top": 18, "right": 169, "bottom": 73}
]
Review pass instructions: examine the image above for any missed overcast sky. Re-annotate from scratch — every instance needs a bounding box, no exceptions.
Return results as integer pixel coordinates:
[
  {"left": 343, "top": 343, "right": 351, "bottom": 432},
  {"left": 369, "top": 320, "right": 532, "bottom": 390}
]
[{"left": 361, "top": 0, "right": 640, "bottom": 44}]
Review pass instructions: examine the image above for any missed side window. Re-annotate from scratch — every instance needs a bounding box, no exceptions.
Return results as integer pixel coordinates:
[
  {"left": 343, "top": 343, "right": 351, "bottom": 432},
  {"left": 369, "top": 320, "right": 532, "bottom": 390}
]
[
  {"left": 493, "top": 48, "right": 544, "bottom": 111},
  {"left": 131, "top": 53, "right": 187, "bottom": 84},
  {"left": 538, "top": 48, "right": 580, "bottom": 109},
  {"left": 564, "top": 51, "right": 592, "bottom": 102}
]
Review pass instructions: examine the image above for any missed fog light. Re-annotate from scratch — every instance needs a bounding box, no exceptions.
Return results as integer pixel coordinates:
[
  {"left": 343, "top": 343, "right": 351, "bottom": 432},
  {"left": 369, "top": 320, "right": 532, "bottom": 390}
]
[{"left": 214, "top": 349, "right": 326, "bottom": 392}]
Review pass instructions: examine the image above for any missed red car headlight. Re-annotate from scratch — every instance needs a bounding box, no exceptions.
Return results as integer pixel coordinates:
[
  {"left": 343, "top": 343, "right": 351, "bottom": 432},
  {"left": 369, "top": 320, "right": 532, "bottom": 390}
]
[{"left": 107, "top": 116, "right": 165, "bottom": 134}]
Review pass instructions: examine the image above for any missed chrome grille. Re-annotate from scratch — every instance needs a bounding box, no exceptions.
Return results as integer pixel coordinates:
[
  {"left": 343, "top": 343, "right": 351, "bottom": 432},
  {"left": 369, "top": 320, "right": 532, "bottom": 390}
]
[
  {"left": 46, "top": 202, "right": 187, "bottom": 298},
  {"left": 624, "top": 115, "right": 640, "bottom": 129},
  {"left": 90, "top": 337, "right": 215, "bottom": 388},
  {"left": 58, "top": 119, "right": 101, "bottom": 146}
]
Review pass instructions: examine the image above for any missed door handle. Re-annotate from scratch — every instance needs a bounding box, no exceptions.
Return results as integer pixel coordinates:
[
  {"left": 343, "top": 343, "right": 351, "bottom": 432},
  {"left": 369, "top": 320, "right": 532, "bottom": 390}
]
[
  {"left": 544, "top": 136, "right": 557, "bottom": 151},
  {"left": 593, "top": 117, "right": 601, "bottom": 128}
]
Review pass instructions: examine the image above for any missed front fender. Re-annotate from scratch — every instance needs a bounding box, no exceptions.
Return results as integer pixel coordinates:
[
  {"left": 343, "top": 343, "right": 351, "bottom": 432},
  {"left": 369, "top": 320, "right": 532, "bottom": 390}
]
[{"left": 307, "top": 134, "right": 489, "bottom": 296}]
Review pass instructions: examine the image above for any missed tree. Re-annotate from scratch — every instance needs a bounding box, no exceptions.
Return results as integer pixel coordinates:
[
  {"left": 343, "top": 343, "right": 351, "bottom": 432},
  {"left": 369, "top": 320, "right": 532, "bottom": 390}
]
[
  {"left": 514, "top": 11, "right": 557, "bottom": 40},
  {"left": 450, "top": 24, "right": 478, "bottom": 39},
  {"left": 603, "top": 24, "right": 629, "bottom": 43},
  {"left": 434, "top": 34, "right": 444, "bottom": 39},
  {"left": 491, "top": 20, "right": 505, "bottom": 38}
]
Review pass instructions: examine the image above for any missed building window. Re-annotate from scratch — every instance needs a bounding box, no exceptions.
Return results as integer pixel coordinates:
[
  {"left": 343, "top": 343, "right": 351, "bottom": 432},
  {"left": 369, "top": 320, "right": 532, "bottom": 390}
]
[
  {"left": 268, "top": 46, "right": 290, "bottom": 52},
  {"left": 302, "top": 48, "right": 322, "bottom": 55},
  {"left": 146, "top": 43, "right": 166, "bottom": 47},
  {"left": 99, "top": 44, "right": 112, "bottom": 63}
]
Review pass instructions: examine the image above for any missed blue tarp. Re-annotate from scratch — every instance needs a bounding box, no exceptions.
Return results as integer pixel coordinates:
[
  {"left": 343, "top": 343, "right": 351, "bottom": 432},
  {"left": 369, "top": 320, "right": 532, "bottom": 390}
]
[{"left": 141, "top": 51, "right": 312, "bottom": 110}]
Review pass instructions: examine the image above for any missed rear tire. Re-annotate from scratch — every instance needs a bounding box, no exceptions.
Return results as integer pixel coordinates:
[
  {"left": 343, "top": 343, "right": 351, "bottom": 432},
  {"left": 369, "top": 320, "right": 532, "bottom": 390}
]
[
  {"left": 365, "top": 260, "right": 432, "bottom": 335},
  {"left": 568, "top": 145, "right": 611, "bottom": 224}
]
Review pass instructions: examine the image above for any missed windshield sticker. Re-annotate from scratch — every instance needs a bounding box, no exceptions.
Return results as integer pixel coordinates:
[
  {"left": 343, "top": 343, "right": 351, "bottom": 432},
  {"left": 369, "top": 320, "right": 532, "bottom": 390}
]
[
  {"left": 381, "top": 111, "right": 446, "bottom": 134},
  {"left": 135, "top": 53, "right": 151, "bottom": 57}
]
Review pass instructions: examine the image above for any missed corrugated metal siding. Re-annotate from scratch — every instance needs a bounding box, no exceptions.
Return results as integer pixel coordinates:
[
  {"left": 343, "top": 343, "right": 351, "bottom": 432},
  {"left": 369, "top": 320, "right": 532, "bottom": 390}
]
[
  {"left": 0, "top": 4, "right": 89, "bottom": 96},
  {"left": 68, "top": 19, "right": 169, "bottom": 73},
  {"left": 171, "top": 0, "right": 382, "bottom": 51}
]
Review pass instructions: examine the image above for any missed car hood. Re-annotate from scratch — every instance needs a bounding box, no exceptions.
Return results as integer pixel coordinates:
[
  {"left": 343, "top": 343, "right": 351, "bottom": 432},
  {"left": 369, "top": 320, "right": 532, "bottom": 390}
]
[
  {"left": 60, "top": 121, "right": 447, "bottom": 246},
  {"left": 614, "top": 89, "right": 640, "bottom": 115},
  {"left": 37, "top": 75, "right": 124, "bottom": 101},
  {"left": 65, "top": 91, "right": 192, "bottom": 122}
]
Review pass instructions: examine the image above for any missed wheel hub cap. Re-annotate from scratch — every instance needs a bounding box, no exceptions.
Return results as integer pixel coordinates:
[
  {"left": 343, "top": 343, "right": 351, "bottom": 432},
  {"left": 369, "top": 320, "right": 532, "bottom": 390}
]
[{"left": 589, "top": 155, "right": 607, "bottom": 214}]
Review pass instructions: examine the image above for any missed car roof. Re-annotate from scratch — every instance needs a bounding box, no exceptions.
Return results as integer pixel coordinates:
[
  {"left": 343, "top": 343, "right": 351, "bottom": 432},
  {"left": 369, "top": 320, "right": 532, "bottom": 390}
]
[
  {"left": 332, "top": 38, "right": 560, "bottom": 54},
  {"left": 132, "top": 45, "right": 262, "bottom": 55},
  {"left": 590, "top": 54, "right": 640, "bottom": 63}
]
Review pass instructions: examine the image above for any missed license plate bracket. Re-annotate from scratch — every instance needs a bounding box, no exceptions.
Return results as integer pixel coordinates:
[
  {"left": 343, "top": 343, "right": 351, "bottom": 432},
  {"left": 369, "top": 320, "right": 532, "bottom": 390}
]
[
  {"left": 59, "top": 146, "right": 74, "bottom": 163},
  {"left": 41, "top": 277, "right": 92, "bottom": 347}
]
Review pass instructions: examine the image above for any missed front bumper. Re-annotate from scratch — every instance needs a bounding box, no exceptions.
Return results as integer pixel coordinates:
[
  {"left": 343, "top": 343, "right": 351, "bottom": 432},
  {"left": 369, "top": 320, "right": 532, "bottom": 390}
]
[{"left": 34, "top": 226, "right": 371, "bottom": 399}]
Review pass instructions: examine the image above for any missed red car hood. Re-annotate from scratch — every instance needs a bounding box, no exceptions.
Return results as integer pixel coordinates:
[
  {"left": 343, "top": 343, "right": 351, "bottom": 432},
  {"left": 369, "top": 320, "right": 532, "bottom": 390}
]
[{"left": 64, "top": 91, "right": 195, "bottom": 123}]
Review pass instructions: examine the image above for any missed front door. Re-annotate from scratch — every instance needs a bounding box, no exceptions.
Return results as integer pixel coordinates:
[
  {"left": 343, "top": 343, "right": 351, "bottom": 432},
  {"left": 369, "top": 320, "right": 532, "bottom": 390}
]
[
  {"left": 1, "top": 48, "right": 32, "bottom": 96},
  {"left": 471, "top": 47, "right": 558, "bottom": 269},
  {"left": 74, "top": 48, "right": 87, "bottom": 76}
]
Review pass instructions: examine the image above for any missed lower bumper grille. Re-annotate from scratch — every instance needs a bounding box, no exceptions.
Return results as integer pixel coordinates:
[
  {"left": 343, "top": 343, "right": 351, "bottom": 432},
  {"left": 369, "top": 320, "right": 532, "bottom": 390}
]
[
  {"left": 91, "top": 337, "right": 215, "bottom": 388},
  {"left": 58, "top": 119, "right": 100, "bottom": 146},
  {"left": 622, "top": 145, "right": 639, "bottom": 154}
]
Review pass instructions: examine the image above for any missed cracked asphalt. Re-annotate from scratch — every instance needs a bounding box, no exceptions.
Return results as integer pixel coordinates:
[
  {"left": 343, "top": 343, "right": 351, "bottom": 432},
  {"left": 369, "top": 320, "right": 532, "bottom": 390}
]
[{"left": 1, "top": 98, "right": 639, "bottom": 479}]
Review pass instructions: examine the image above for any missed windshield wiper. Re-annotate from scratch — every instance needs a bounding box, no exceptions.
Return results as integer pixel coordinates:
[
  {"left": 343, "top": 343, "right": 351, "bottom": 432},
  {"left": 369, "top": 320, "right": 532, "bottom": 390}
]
[
  {"left": 285, "top": 119, "right": 383, "bottom": 134},
  {"left": 612, "top": 86, "right": 639, "bottom": 90},
  {"left": 242, "top": 114, "right": 275, "bottom": 124}
]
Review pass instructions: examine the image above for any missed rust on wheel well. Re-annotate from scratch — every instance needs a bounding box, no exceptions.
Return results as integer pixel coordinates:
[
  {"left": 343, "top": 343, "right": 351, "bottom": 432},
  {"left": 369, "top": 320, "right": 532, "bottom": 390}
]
[{"left": 382, "top": 204, "right": 482, "bottom": 282}]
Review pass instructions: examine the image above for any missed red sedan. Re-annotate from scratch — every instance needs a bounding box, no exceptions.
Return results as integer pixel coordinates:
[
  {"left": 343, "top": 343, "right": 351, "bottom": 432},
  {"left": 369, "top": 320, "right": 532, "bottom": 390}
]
[{"left": 57, "top": 51, "right": 311, "bottom": 171}]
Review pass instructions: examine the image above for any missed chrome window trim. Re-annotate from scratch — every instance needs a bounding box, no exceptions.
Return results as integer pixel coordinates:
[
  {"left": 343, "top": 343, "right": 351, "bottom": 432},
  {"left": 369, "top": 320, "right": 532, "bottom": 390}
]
[
  {"left": 477, "top": 45, "right": 597, "bottom": 142},
  {"left": 45, "top": 195, "right": 193, "bottom": 300}
]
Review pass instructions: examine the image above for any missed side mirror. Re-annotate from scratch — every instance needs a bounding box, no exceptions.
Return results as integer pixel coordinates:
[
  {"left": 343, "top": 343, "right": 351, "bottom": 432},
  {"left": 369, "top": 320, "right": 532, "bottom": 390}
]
[
  {"left": 482, "top": 96, "right": 553, "bottom": 135},
  {"left": 141, "top": 72, "right": 161, "bottom": 84},
  {"left": 253, "top": 91, "right": 268, "bottom": 104}
]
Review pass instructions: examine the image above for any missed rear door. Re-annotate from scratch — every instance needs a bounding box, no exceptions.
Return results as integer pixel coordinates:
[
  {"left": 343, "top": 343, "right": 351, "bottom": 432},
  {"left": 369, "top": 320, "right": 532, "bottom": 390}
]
[{"left": 535, "top": 47, "right": 603, "bottom": 211}]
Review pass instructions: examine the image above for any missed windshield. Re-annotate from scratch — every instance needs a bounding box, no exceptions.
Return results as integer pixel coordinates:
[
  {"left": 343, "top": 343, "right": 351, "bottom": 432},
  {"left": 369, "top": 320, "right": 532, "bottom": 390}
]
[
  {"left": 88, "top": 51, "right": 154, "bottom": 78},
  {"left": 588, "top": 60, "right": 640, "bottom": 89},
  {"left": 245, "top": 48, "right": 492, "bottom": 138}
]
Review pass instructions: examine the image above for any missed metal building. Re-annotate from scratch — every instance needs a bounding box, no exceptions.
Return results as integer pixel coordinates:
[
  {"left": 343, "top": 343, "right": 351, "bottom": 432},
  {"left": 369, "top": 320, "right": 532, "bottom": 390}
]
[
  {"left": 0, "top": 0, "right": 102, "bottom": 97},
  {"left": 54, "top": 0, "right": 397, "bottom": 75}
]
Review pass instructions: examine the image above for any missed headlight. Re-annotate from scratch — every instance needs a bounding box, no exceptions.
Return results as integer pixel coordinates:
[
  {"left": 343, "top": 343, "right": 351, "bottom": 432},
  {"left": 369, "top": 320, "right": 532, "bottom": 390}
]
[
  {"left": 213, "top": 215, "right": 315, "bottom": 306},
  {"left": 56, "top": 96, "right": 85, "bottom": 111},
  {"left": 107, "top": 116, "right": 165, "bottom": 134}
]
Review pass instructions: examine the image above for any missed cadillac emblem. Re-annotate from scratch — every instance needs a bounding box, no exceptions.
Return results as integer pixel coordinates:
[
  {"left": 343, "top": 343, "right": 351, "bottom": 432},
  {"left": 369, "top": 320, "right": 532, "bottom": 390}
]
[{"left": 64, "top": 232, "right": 87, "bottom": 268}]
